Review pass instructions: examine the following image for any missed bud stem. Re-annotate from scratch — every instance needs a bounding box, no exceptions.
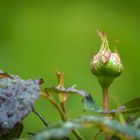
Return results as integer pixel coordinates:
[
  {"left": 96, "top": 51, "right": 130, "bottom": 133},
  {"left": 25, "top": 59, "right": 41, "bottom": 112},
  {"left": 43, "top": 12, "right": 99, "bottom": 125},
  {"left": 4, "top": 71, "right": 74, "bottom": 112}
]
[
  {"left": 102, "top": 87, "right": 110, "bottom": 140},
  {"left": 102, "top": 87, "right": 108, "bottom": 112}
]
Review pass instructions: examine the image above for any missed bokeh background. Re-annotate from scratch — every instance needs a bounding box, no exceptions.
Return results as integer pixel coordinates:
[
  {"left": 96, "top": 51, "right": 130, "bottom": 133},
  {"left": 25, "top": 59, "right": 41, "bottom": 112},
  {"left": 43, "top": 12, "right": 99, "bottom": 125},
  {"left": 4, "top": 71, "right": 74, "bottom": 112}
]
[{"left": 0, "top": 0, "right": 140, "bottom": 139}]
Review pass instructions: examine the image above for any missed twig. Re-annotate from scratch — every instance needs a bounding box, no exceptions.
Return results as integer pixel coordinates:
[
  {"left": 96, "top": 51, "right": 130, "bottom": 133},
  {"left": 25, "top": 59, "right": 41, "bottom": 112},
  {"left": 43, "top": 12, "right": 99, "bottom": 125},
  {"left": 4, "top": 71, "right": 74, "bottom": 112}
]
[
  {"left": 72, "top": 129, "right": 85, "bottom": 140},
  {"left": 60, "top": 102, "right": 68, "bottom": 118},
  {"left": 41, "top": 92, "right": 85, "bottom": 140},
  {"left": 92, "top": 130, "right": 103, "bottom": 140},
  {"left": 59, "top": 96, "right": 85, "bottom": 140},
  {"left": 32, "top": 107, "right": 50, "bottom": 127},
  {"left": 40, "top": 92, "right": 67, "bottom": 121}
]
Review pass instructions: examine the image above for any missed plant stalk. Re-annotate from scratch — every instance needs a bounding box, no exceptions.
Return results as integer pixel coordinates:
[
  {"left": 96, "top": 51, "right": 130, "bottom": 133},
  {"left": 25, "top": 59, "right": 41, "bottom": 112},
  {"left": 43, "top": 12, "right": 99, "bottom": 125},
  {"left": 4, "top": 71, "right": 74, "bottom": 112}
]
[
  {"left": 72, "top": 129, "right": 85, "bottom": 140},
  {"left": 102, "top": 87, "right": 110, "bottom": 140},
  {"left": 60, "top": 98, "right": 85, "bottom": 140},
  {"left": 102, "top": 88, "right": 109, "bottom": 112},
  {"left": 92, "top": 130, "right": 103, "bottom": 140},
  {"left": 60, "top": 101, "right": 68, "bottom": 116},
  {"left": 32, "top": 107, "right": 50, "bottom": 127},
  {"left": 41, "top": 92, "right": 84, "bottom": 140},
  {"left": 40, "top": 92, "right": 67, "bottom": 121}
]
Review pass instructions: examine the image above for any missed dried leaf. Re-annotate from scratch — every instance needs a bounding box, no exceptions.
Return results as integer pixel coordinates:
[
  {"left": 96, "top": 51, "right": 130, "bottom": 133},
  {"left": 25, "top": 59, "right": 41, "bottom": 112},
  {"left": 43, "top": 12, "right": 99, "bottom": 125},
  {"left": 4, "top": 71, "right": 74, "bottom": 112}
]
[{"left": 0, "top": 71, "right": 13, "bottom": 79}]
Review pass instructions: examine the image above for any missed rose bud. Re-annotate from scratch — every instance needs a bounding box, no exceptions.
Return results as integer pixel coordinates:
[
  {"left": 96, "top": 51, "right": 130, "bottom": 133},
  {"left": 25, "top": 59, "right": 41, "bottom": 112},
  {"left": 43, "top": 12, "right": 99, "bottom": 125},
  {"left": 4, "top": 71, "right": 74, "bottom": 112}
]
[{"left": 90, "top": 30, "right": 123, "bottom": 88}]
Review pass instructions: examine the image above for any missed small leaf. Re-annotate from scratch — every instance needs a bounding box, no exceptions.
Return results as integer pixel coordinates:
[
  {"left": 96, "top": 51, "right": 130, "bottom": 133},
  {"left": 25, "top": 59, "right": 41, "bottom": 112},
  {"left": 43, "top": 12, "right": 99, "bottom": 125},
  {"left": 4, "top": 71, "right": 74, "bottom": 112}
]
[
  {"left": 82, "top": 95, "right": 125, "bottom": 115},
  {"left": 110, "top": 135, "right": 121, "bottom": 140},
  {"left": 45, "top": 85, "right": 103, "bottom": 113},
  {"left": 123, "top": 97, "right": 140, "bottom": 114},
  {"left": 45, "top": 86, "right": 126, "bottom": 115},
  {"left": 82, "top": 94, "right": 102, "bottom": 112}
]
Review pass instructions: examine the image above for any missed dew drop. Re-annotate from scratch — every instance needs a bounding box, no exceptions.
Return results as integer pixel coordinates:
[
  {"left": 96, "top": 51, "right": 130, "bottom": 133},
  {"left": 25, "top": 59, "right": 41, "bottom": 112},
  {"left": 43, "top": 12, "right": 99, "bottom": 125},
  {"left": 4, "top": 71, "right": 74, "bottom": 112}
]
[
  {"left": 3, "top": 121, "right": 9, "bottom": 128},
  {"left": 5, "top": 92, "right": 13, "bottom": 97},
  {"left": 7, "top": 111, "right": 14, "bottom": 118}
]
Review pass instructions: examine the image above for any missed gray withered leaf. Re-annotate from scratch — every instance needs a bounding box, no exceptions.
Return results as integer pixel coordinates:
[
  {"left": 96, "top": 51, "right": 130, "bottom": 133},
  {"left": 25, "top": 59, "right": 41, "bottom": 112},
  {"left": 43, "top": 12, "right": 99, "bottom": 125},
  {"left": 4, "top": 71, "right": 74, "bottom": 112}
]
[{"left": 0, "top": 71, "right": 41, "bottom": 135}]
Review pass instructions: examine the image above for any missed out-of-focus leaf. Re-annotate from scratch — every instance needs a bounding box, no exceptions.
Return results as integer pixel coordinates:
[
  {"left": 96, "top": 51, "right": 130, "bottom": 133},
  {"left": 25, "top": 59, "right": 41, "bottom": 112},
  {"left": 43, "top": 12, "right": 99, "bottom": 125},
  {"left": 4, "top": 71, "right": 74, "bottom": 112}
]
[
  {"left": 0, "top": 71, "right": 41, "bottom": 135},
  {"left": 123, "top": 97, "right": 140, "bottom": 114},
  {"left": 104, "top": 106, "right": 126, "bottom": 115},
  {"left": 80, "top": 116, "right": 140, "bottom": 140},
  {"left": 31, "top": 115, "right": 140, "bottom": 140},
  {"left": 133, "top": 118, "right": 140, "bottom": 130},
  {"left": 110, "top": 135, "right": 121, "bottom": 140},
  {"left": 82, "top": 95, "right": 125, "bottom": 114},
  {"left": 123, "top": 107, "right": 140, "bottom": 114},
  {"left": 0, "top": 123, "right": 23, "bottom": 140},
  {"left": 31, "top": 122, "right": 81, "bottom": 140}
]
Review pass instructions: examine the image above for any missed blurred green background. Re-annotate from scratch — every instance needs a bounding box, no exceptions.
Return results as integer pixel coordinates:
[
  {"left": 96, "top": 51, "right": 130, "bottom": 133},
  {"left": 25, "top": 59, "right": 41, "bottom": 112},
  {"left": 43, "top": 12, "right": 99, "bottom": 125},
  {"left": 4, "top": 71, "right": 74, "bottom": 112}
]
[{"left": 0, "top": 0, "right": 140, "bottom": 139}]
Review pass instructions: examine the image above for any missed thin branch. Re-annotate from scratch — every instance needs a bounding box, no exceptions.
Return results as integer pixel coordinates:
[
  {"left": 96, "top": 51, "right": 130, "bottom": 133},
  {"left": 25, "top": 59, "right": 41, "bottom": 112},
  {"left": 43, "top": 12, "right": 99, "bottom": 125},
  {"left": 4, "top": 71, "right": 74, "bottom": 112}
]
[
  {"left": 72, "top": 129, "right": 85, "bottom": 140},
  {"left": 32, "top": 107, "right": 50, "bottom": 127},
  {"left": 59, "top": 97, "right": 85, "bottom": 140},
  {"left": 40, "top": 92, "right": 67, "bottom": 121},
  {"left": 41, "top": 92, "right": 85, "bottom": 140},
  {"left": 60, "top": 102, "right": 68, "bottom": 118},
  {"left": 92, "top": 130, "right": 103, "bottom": 140}
]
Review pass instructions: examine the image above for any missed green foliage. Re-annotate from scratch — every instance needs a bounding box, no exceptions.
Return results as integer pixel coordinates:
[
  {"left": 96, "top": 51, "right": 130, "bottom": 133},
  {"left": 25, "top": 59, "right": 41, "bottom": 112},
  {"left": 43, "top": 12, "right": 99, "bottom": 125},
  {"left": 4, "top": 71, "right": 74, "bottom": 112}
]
[
  {"left": 123, "top": 97, "right": 140, "bottom": 114},
  {"left": 14, "top": 115, "right": 140, "bottom": 140},
  {"left": 1, "top": 71, "right": 140, "bottom": 140},
  {"left": 45, "top": 84, "right": 101, "bottom": 112},
  {"left": 82, "top": 94, "right": 101, "bottom": 112}
]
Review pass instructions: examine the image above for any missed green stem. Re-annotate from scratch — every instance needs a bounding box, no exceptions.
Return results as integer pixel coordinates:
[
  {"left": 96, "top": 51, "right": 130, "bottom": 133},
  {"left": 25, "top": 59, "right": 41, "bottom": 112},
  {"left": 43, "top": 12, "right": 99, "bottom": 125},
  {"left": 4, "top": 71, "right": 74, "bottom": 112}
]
[
  {"left": 92, "top": 130, "right": 103, "bottom": 140},
  {"left": 102, "top": 88, "right": 110, "bottom": 140},
  {"left": 72, "top": 129, "right": 85, "bottom": 140},
  {"left": 60, "top": 100, "right": 85, "bottom": 140},
  {"left": 60, "top": 102, "right": 68, "bottom": 117},
  {"left": 32, "top": 107, "right": 50, "bottom": 127},
  {"left": 41, "top": 92, "right": 85, "bottom": 140},
  {"left": 40, "top": 92, "right": 67, "bottom": 121}
]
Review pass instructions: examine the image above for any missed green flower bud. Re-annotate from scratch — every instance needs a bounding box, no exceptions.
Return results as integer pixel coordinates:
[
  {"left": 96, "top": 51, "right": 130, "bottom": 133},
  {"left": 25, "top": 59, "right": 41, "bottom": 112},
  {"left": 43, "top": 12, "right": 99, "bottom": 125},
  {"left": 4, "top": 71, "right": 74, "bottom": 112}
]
[{"left": 90, "top": 31, "right": 123, "bottom": 88}]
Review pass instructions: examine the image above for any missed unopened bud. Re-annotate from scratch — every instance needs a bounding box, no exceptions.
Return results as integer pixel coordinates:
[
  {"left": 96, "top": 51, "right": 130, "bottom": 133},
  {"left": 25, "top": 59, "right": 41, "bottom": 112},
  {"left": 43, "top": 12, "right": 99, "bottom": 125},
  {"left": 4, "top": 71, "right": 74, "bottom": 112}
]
[{"left": 90, "top": 31, "right": 123, "bottom": 88}]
